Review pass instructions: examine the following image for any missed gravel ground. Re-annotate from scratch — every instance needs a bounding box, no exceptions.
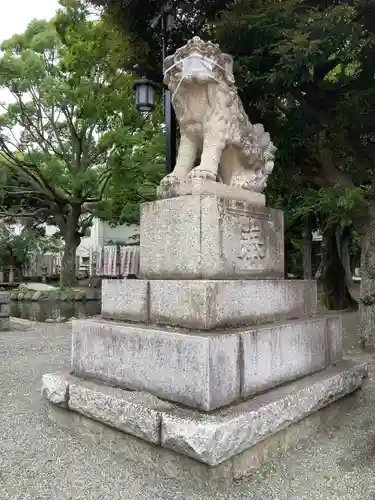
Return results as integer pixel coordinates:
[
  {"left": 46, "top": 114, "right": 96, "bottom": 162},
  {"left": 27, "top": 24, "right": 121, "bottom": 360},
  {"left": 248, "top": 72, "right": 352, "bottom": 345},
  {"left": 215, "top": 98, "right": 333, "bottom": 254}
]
[{"left": 1, "top": 314, "right": 375, "bottom": 499}]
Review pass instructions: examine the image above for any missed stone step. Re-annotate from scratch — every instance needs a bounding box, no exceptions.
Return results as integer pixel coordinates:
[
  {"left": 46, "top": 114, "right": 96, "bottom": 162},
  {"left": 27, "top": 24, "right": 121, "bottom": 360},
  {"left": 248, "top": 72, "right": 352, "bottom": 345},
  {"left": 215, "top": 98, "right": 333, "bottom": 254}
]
[
  {"left": 42, "top": 360, "right": 367, "bottom": 472},
  {"left": 102, "top": 278, "right": 317, "bottom": 330},
  {"left": 72, "top": 314, "right": 342, "bottom": 411}
]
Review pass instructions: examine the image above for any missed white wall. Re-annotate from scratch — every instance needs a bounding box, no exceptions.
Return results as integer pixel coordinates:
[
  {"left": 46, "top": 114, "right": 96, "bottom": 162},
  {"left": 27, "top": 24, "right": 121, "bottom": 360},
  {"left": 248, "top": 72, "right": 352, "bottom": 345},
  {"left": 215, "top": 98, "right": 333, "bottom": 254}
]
[
  {"left": 10, "top": 218, "right": 140, "bottom": 259},
  {"left": 78, "top": 219, "right": 139, "bottom": 258}
]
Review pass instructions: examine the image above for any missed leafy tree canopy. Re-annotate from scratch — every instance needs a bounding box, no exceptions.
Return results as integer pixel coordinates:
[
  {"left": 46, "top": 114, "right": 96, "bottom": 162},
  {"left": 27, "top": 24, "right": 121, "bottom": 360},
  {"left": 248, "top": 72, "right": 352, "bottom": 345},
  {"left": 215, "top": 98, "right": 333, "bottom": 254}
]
[{"left": 0, "top": 0, "right": 162, "bottom": 284}]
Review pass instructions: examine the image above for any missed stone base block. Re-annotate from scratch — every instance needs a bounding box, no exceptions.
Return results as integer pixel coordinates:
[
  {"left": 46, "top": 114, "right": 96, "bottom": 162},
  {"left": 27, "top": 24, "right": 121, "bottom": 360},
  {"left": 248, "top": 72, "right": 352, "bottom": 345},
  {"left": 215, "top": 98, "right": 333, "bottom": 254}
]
[
  {"left": 102, "top": 278, "right": 317, "bottom": 330},
  {"left": 72, "top": 315, "right": 341, "bottom": 411},
  {"left": 140, "top": 195, "right": 284, "bottom": 279},
  {"left": 72, "top": 318, "right": 241, "bottom": 411},
  {"left": 42, "top": 361, "right": 367, "bottom": 482},
  {"left": 241, "top": 315, "right": 343, "bottom": 397}
]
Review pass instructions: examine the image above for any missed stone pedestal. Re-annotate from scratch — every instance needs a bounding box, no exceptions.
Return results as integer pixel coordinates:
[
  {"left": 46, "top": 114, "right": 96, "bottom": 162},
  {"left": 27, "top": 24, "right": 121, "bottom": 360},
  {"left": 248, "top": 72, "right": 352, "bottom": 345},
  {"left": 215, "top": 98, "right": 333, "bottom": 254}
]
[
  {"left": 42, "top": 194, "right": 367, "bottom": 485},
  {"left": 140, "top": 196, "right": 284, "bottom": 279},
  {"left": 0, "top": 291, "right": 10, "bottom": 330}
]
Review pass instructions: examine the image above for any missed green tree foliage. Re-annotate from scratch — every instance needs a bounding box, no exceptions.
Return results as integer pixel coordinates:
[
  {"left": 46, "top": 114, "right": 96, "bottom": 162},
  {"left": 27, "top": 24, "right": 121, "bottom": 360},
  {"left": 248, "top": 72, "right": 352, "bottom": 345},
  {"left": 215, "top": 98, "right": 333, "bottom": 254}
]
[
  {"left": 90, "top": 0, "right": 234, "bottom": 69},
  {"left": 0, "top": 0, "right": 160, "bottom": 285},
  {"left": 96, "top": 109, "right": 165, "bottom": 225},
  {"left": 0, "top": 224, "right": 62, "bottom": 273},
  {"left": 215, "top": 0, "right": 375, "bottom": 325}
]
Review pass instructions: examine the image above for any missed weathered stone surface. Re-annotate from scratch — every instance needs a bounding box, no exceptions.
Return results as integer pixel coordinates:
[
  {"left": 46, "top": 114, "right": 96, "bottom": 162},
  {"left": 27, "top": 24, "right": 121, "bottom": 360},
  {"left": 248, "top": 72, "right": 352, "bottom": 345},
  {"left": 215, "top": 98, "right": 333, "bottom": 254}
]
[
  {"left": 47, "top": 382, "right": 363, "bottom": 488},
  {"left": 241, "top": 316, "right": 343, "bottom": 397},
  {"left": 68, "top": 378, "right": 175, "bottom": 444},
  {"left": 158, "top": 177, "right": 266, "bottom": 205},
  {"left": 326, "top": 314, "right": 343, "bottom": 363},
  {"left": 150, "top": 279, "right": 317, "bottom": 329},
  {"left": 42, "top": 373, "right": 69, "bottom": 406},
  {"left": 100, "top": 279, "right": 316, "bottom": 329},
  {"left": 0, "top": 304, "right": 10, "bottom": 318},
  {"left": 0, "top": 317, "right": 10, "bottom": 330},
  {"left": 140, "top": 195, "right": 284, "bottom": 280},
  {"left": 32, "top": 291, "right": 42, "bottom": 301},
  {"left": 48, "top": 404, "right": 234, "bottom": 490},
  {"left": 0, "top": 291, "right": 9, "bottom": 303},
  {"left": 102, "top": 279, "right": 149, "bottom": 322},
  {"left": 19, "top": 282, "right": 56, "bottom": 291},
  {"left": 72, "top": 318, "right": 240, "bottom": 411},
  {"left": 161, "top": 361, "right": 367, "bottom": 465}
]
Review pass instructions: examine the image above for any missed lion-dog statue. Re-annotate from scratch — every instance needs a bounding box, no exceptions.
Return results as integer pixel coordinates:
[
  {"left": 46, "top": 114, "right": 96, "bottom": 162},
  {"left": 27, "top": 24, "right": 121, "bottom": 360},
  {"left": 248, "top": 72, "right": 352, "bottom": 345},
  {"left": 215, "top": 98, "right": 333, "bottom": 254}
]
[{"left": 158, "top": 36, "right": 276, "bottom": 198}]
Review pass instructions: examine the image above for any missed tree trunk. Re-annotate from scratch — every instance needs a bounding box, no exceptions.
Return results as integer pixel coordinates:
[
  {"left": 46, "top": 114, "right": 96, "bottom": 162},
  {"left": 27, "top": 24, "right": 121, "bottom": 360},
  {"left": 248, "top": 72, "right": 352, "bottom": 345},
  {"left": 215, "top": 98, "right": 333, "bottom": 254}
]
[
  {"left": 337, "top": 226, "right": 353, "bottom": 288},
  {"left": 60, "top": 237, "right": 79, "bottom": 287},
  {"left": 58, "top": 204, "right": 82, "bottom": 288},
  {"left": 319, "top": 225, "right": 358, "bottom": 311},
  {"left": 358, "top": 212, "right": 375, "bottom": 349}
]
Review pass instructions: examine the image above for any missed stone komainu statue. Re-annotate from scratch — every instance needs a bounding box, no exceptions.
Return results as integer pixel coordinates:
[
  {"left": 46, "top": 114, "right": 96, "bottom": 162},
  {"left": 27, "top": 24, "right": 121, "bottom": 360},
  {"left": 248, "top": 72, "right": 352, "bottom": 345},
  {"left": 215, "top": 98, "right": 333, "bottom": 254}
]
[{"left": 159, "top": 36, "right": 276, "bottom": 195}]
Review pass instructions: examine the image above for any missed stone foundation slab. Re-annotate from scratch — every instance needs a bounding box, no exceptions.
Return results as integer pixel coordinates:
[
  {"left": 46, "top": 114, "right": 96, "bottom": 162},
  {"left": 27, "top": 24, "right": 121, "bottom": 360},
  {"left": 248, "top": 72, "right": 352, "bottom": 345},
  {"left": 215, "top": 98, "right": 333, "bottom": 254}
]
[{"left": 42, "top": 361, "right": 367, "bottom": 473}]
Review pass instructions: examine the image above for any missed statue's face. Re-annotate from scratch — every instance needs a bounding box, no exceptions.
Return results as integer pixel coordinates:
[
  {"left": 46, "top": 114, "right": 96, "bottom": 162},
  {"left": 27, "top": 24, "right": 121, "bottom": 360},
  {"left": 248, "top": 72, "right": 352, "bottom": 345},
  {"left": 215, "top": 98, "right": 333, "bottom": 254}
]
[{"left": 164, "top": 38, "right": 234, "bottom": 91}]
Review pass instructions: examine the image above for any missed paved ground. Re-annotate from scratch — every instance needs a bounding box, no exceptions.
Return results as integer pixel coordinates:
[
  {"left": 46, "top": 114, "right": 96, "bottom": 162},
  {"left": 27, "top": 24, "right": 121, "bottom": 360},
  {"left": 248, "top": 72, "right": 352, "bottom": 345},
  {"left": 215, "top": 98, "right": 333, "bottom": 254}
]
[{"left": 1, "top": 313, "right": 375, "bottom": 499}]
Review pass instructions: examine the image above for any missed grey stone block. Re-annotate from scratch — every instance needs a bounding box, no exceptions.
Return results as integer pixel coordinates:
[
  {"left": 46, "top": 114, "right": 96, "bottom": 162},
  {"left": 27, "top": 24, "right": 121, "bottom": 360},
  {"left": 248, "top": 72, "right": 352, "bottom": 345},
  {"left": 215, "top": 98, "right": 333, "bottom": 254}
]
[
  {"left": 241, "top": 316, "right": 343, "bottom": 397},
  {"left": 150, "top": 279, "right": 317, "bottom": 329},
  {"left": 72, "top": 319, "right": 240, "bottom": 411},
  {"left": 48, "top": 404, "right": 235, "bottom": 490},
  {"left": 158, "top": 177, "right": 266, "bottom": 205},
  {"left": 140, "top": 195, "right": 284, "bottom": 280},
  {"left": 102, "top": 279, "right": 149, "bottom": 322},
  {"left": 68, "top": 378, "right": 174, "bottom": 444},
  {"left": 0, "top": 291, "right": 9, "bottom": 303},
  {"left": 326, "top": 314, "right": 343, "bottom": 363},
  {"left": 161, "top": 361, "right": 368, "bottom": 465},
  {"left": 41, "top": 373, "right": 70, "bottom": 406},
  {"left": 47, "top": 381, "right": 363, "bottom": 488},
  {"left": 0, "top": 317, "right": 10, "bottom": 330}
]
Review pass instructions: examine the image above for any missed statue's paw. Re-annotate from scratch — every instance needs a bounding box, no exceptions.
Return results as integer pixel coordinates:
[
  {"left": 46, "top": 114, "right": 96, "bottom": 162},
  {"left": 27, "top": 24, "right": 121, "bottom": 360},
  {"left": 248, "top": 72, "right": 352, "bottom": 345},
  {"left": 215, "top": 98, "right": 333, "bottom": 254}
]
[
  {"left": 159, "top": 174, "right": 180, "bottom": 187},
  {"left": 188, "top": 167, "right": 217, "bottom": 182},
  {"left": 157, "top": 174, "right": 181, "bottom": 199},
  {"left": 239, "top": 181, "right": 264, "bottom": 193}
]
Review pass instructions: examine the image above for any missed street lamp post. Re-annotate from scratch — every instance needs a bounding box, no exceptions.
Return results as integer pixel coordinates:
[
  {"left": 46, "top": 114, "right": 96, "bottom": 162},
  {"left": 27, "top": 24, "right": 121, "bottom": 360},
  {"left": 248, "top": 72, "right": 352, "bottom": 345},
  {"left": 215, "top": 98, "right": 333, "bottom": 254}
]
[{"left": 132, "top": 3, "right": 177, "bottom": 175}]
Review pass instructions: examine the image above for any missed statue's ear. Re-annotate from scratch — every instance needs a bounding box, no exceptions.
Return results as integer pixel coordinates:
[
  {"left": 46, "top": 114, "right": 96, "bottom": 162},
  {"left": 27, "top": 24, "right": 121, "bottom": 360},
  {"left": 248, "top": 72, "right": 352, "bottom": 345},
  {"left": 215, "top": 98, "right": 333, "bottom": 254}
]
[
  {"left": 222, "top": 53, "right": 234, "bottom": 84},
  {"left": 164, "top": 55, "right": 175, "bottom": 73}
]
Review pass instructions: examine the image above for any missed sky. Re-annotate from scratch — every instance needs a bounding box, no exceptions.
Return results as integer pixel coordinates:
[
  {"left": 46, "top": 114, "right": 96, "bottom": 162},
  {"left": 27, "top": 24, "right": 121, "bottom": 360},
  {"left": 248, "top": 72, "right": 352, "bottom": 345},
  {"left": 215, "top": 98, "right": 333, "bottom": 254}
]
[{"left": 0, "top": 0, "right": 60, "bottom": 42}]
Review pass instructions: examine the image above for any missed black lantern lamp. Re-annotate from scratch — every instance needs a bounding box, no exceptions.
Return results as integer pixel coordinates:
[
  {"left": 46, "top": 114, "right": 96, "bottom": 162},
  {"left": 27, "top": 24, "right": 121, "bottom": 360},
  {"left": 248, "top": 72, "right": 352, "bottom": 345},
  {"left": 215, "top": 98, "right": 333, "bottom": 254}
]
[
  {"left": 132, "top": 2, "right": 177, "bottom": 174},
  {"left": 132, "top": 78, "right": 158, "bottom": 113}
]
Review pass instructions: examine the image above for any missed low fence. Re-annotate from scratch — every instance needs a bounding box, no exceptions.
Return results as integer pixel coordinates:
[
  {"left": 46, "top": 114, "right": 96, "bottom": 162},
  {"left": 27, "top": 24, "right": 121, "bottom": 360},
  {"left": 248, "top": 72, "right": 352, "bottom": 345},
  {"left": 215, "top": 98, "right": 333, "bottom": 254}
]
[
  {"left": 89, "top": 245, "right": 140, "bottom": 278},
  {"left": 0, "top": 245, "right": 140, "bottom": 283}
]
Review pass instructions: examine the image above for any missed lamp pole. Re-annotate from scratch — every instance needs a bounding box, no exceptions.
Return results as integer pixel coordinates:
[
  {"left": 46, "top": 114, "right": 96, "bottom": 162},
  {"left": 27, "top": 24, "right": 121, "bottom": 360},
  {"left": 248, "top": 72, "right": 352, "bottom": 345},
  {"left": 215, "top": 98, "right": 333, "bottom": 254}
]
[
  {"left": 133, "top": 3, "right": 177, "bottom": 175},
  {"left": 160, "top": 5, "right": 177, "bottom": 175}
]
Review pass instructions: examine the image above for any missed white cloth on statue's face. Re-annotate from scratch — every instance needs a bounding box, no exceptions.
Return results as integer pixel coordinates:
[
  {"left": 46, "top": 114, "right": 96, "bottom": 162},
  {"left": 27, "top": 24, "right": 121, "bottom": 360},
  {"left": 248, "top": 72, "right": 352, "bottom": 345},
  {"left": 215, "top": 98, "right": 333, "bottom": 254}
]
[{"left": 164, "top": 52, "right": 232, "bottom": 103}]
